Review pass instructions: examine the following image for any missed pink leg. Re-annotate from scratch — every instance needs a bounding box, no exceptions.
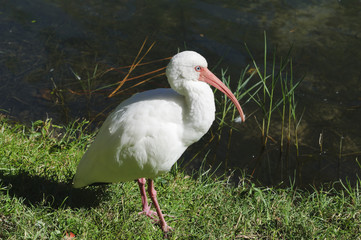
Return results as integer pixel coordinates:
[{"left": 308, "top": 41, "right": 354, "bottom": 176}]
[
  {"left": 137, "top": 178, "right": 157, "bottom": 219},
  {"left": 147, "top": 179, "right": 172, "bottom": 233}
]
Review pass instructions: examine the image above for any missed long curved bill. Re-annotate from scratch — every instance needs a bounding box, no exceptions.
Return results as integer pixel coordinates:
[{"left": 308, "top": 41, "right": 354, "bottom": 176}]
[{"left": 199, "top": 67, "right": 245, "bottom": 122}]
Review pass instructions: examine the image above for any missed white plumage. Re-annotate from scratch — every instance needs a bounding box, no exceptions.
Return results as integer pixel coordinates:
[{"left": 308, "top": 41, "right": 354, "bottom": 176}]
[{"left": 73, "top": 51, "right": 245, "bottom": 232}]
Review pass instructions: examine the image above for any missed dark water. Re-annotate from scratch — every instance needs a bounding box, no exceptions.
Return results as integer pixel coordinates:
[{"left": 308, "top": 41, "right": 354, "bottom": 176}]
[{"left": 1, "top": 0, "right": 361, "bottom": 186}]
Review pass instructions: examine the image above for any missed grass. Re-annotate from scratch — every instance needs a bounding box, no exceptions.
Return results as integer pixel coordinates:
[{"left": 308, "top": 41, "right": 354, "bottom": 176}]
[{"left": 1, "top": 118, "right": 361, "bottom": 239}]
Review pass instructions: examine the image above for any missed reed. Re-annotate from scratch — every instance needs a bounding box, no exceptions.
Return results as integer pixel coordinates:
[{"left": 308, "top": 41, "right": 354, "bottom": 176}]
[
  {"left": 200, "top": 33, "right": 302, "bottom": 177},
  {"left": 244, "top": 33, "right": 300, "bottom": 146}
]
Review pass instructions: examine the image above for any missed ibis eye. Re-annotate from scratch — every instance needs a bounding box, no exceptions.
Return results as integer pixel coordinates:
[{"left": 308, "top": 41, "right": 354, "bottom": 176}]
[{"left": 195, "top": 66, "right": 202, "bottom": 72}]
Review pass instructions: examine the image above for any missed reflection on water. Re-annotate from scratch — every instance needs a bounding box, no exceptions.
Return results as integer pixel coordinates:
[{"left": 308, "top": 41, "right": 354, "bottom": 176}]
[{"left": 1, "top": 0, "right": 360, "bottom": 186}]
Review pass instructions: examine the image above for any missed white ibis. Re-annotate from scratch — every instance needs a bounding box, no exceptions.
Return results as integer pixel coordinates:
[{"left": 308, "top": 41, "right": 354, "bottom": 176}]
[{"left": 72, "top": 51, "right": 245, "bottom": 232}]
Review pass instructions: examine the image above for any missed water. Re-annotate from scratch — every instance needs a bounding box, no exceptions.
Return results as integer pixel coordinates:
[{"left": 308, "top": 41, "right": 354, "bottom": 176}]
[{"left": 1, "top": 0, "right": 360, "bottom": 186}]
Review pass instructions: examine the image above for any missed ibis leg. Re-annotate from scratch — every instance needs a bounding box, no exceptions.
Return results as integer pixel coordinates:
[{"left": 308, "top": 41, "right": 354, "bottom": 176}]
[
  {"left": 147, "top": 179, "right": 171, "bottom": 233},
  {"left": 137, "top": 178, "right": 157, "bottom": 218}
]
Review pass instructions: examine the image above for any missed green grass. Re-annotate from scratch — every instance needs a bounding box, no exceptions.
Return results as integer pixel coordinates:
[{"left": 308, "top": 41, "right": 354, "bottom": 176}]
[{"left": 1, "top": 118, "right": 361, "bottom": 239}]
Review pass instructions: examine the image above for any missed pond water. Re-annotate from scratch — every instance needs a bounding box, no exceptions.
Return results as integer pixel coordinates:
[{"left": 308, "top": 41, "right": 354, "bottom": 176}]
[{"left": 1, "top": 0, "right": 361, "bottom": 186}]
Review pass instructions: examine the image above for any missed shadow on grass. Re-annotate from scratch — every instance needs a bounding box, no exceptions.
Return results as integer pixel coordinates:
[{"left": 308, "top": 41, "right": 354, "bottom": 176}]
[{"left": 0, "top": 170, "right": 108, "bottom": 209}]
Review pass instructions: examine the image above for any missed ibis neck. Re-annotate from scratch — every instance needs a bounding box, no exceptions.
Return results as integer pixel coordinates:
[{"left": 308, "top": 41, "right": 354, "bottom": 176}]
[{"left": 182, "top": 81, "right": 216, "bottom": 144}]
